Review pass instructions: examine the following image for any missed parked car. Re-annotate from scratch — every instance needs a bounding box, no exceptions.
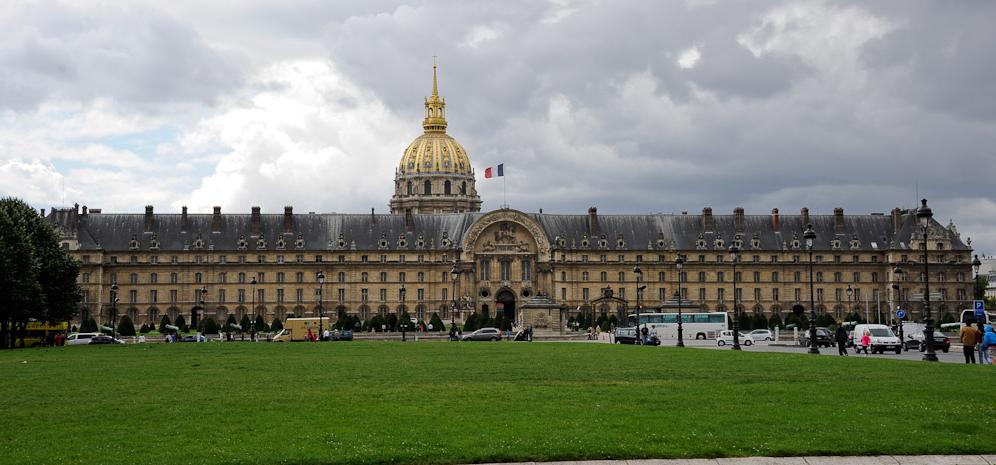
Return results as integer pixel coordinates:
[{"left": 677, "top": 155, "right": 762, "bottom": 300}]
[
  {"left": 907, "top": 331, "right": 950, "bottom": 353},
  {"left": 747, "top": 329, "right": 774, "bottom": 341},
  {"left": 462, "top": 328, "right": 502, "bottom": 341},
  {"left": 614, "top": 327, "right": 638, "bottom": 344},
  {"left": 799, "top": 327, "right": 835, "bottom": 348},
  {"left": 716, "top": 330, "right": 753, "bottom": 346},
  {"left": 66, "top": 332, "right": 101, "bottom": 345},
  {"left": 88, "top": 335, "right": 124, "bottom": 345},
  {"left": 852, "top": 324, "right": 902, "bottom": 354},
  {"left": 331, "top": 330, "right": 353, "bottom": 341}
]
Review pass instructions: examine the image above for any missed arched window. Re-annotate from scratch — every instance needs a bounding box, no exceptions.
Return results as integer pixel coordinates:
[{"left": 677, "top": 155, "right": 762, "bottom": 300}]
[
  {"left": 444, "top": 180, "right": 451, "bottom": 195},
  {"left": 461, "top": 181, "right": 467, "bottom": 194},
  {"left": 407, "top": 181, "right": 413, "bottom": 195},
  {"left": 424, "top": 180, "right": 432, "bottom": 195}
]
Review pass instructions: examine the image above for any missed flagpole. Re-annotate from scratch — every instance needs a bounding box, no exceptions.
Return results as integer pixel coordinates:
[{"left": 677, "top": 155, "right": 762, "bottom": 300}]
[{"left": 503, "top": 175, "right": 507, "bottom": 209}]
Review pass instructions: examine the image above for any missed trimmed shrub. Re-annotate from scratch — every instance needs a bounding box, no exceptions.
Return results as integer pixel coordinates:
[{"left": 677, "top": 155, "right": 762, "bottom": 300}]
[
  {"left": 240, "top": 315, "right": 251, "bottom": 333},
  {"left": 463, "top": 312, "right": 479, "bottom": 332},
  {"left": 117, "top": 315, "right": 136, "bottom": 337},
  {"left": 174, "top": 315, "right": 188, "bottom": 333},
  {"left": 386, "top": 313, "right": 398, "bottom": 332},
  {"left": 255, "top": 315, "right": 268, "bottom": 333},
  {"left": 80, "top": 317, "right": 99, "bottom": 333},
  {"left": 158, "top": 315, "right": 171, "bottom": 334},
  {"left": 270, "top": 318, "right": 283, "bottom": 332},
  {"left": 769, "top": 313, "right": 783, "bottom": 329},
  {"left": 199, "top": 317, "right": 219, "bottom": 335},
  {"left": 429, "top": 313, "right": 445, "bottom": 332},
  {"left": 750, "top": 313, "right": 768, "bottom": 332}
]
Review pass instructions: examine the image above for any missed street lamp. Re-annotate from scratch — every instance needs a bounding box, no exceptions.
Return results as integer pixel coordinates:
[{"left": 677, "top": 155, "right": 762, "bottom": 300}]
[
  {"left": 892, "top": 264, "right": 904, "bottom": 349},
  {"left": 917, "top": 199, "right": 938, "bottom": 362},
  {"left": 675, "top": 254, "right": 686, "bottom": 347},
  {"left": 973, "top": 254, "right": 984, "bottom": 338},
  {"left": 729, "top": 244, "right": 741, "bottom": 350},
  {"left": 804, "top": 223, "right": 819, "bottom": 355},
  {"left": 317, "top": 271, "right": 325, "bottom": 341},
  {"left": 634, "top": 265, "right": 644, "bottom": 345},
  {"left": 846, "top": 284, "right": 853, "bottom": 322},
  {"left": 109, "top": 283, "right": 119, "bottom": 338},
  {"left": 197, "top": 286, "right": 207, "bottom": 330},
  {"left": 250, "top": 276, "right": 257, "bottom": 342},
  {"left": 400, "top": 285, "right": 407, "bottom": 342},
  {"left": 450, "top": 263, "right": 460, "bottom": 326}
]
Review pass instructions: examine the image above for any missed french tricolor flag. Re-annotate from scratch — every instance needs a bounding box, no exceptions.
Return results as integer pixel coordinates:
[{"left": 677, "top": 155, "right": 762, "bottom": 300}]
[{"left": 484, "top": 163, "right": 504, "bottom": 178}]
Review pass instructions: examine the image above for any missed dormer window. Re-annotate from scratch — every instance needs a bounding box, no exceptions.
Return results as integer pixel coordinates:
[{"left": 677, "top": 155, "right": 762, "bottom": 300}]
[
  {"left": 850, "top": 235, "right": 861, "bottom": 250},
  {"left": 397, "top": 234, "right": 407, "bottom": 249},
  {"left": 295, "top": 234, "right": 305, "bottom": 249},
  {"left": 276, "top": 237, "right": 286, "bottom": 250},
  {"left": 615, "top": 234, "right": 626, "bottom": 249},
  {"left": 416, "top": 234, "right": 425, "bottom": 249},
  {"left": 598, "top": 235, "right": 608, "bottom": 249},
  {"left": 378, "top": 233, "right": 389, "bottom": 250},
  {"left": 256, "top": 234, "right": 267, "bottom": 250},
  {"left": 129, "top": 234, "right": 139, "bottom": 251},
  {"left": 714, "top": 236, "right": 724, "bottom": 249},
  {"left": 193, "top": 234, "right": 204, "bottom": 250},
  {"left": 696, "top": 233, "right": 706, "bottom": 250},
  {"left": 337, "top": 233, "right": 345, "bottom": 249},
  {"left": 581, "top": 236, "right": 590, "bottom": 248},
  {"left": 149, "top": 234, "right": 160, "bottom": 251},
  {"left": 831, "top": 239, "right": 841, "bottom": 250}
]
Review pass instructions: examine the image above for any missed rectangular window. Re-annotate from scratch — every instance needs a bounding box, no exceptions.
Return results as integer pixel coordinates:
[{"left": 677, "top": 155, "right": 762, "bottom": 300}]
[
  {"left": 238, "top": 289, "right": 245, "bottom": 304},
  {"left": 834, "top": 255, "right": 841, "bottom": 264},
  {"left": 772, "top": 272, "right": 779, "bottom": 283},
  {"left": 129, "top": 290, "right": 137, "bottom": 304},
  {"left": 257, "top": 255, "right": 265, "bottom": 263},
  {"left": 699, "top": 288, "right": 706, "bottom": 301},
  {"left": 794, "top": 288, "right": 801, "bottom": 302},
  {"left": 871, "top": 272, "right": 879, "bottom": 283},
  {"left": 296, "top": 288, "right": 303, "bottom": 303},
  {"left": 338, "top": 272, "right": 346, "bottom": 283},
  {"left": 338, "top": 255, "right": 346, "bottom": 263},
  {"left": 582, "top": 288, "right": 590, "bottom": 301},
  {"left": 277, "top": 255, "right": 284, "bottom": 264},
  {"left": 658, "top": 288, "right": 666, "bottom": 301},
  {"left": 277, "top": 272, "right": 285, "bottom": 283},
  {"left": 417, "top": 272, "right": 425, "bottom": 283},
  {"left": 835, "top": 288, "right": 842, "bottom": 302},
  {"left": 500, "top": 261, "right": 511, "bottom": 281},
  {"left": 150, "top": 256, "right": 159, "bottom": 264},
  {"left": 362, "top": 289, "right": 369, "bottom": 302},
  {"left": 399, "top": 272, "right": 406, "bottom": 283},
  {"left": 718, "top": 288, "right": 725, "bottom": 302},
  {"left": 380, "top": 272, "right": 387, "bottom": 282},
  {"left": 561, "top": 288, "right": 567, "bottom": 301},
  {"left": 600, "top": 271, "right": 607, "bottom": 282},
  {"left": 852, "top": 255, "right": 860, "bottom": 263},
  {"left": 698, "top": 271, "right": 706, "bottom": 282},
  {"left": 277, "top": 288, "right": 285, "bottom": 303},
  {"left": 794, "top": 271, "right": 801, "bottom": 283},
  {"left": 337, "top": 288, "right": 345, "bottom": 303},
  {"left": 618, "top": 288, "right": 626, "bottom": 300},
  {"left": 521, "top": 261, "right": 532, "bottom": 281},
  {"left": 417, "top": 288, "right": 424, "bottom": 301},
  {"left": 658, "top": 271, "right": 665, "bottom": 282},
  {"left": 817, "top": 288, "right": 824, "bottom": 303},
  {"left": 753, "top": 288, "right": 761, "bottom": 301},
  {"left": 772, "top": 288, "right": 780, "bottom": 301},
  {"left": 129, "top": 256, "right": 137, "bottom": 264},
  {"left": 816, "top": 272, "right": 823, "bottom": 283},
  {"left": 834, "top": 272, "right": 842, "bottom": 282},
  {"left": 296, "top": 255, "right": 304, "bottom": 263},
  {"left": 170, "top": 273, "right": 178, "bottom": 284},
  {"left": 479, "top": 260, "right": 491, "bottom": 281},
  {"left": 218, "top": 289, "right": 226, "bottom": 304},
  {"left": 717, "top": 271, "right": 725, "bottom": 282},
  {"left": 150, "top": 290, "right": 158, "bottom": 303},
  {"left": 315, "top": 255, "right": 323, "bottom": 263},
  {"left": 770, "top": 255, "right": 779, "bottom": 263},
  {"left": 257, "top": 289, "right": 265, "bottom": 303},
  {"left": 238, "top": 255, "right": 246, "bottom": 264},
  {"left": 853, "top": 272, "right": 861, "bottom": 283},
  {"left": 380, "top": 289, "right": 387, "bottom": 302},
  {"left": 258, "top": 272, "right": 265, "bottom": 283},
  {"left": 753, "top": 271, "right": 760, "bottom": 282},
  {"left": 169, "top": 290, "right": 177, "bottom": 303}
]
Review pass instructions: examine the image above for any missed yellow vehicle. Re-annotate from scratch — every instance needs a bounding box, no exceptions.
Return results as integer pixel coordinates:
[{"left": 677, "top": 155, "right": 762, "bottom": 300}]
[
  {"left": 23, "top": 320, "right": 69, "bottom": 347},
  {"left": 273, "top": 317, "right": 331, "bottom": 342}
]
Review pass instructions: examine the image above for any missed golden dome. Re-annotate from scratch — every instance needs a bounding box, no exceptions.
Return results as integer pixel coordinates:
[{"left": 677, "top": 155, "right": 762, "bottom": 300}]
[{"left": 398, "top": 64, "right": 474, "bottom": 176}]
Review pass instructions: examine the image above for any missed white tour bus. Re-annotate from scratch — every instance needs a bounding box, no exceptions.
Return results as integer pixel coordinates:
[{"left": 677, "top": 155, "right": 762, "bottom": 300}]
[{"left": 626, "top": 312, "right": 729, "bottom": 340}]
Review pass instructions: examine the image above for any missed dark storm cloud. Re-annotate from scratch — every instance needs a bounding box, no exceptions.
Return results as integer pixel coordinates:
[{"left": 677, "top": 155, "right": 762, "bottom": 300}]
[{"left": 0, "top": 2, "right": 243, "bottom": 112}]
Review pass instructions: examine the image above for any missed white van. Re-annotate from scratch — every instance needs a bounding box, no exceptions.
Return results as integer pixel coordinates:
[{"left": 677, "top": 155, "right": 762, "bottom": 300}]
[
  {"left": 66, "top": 332, "right": 101, "bottom": 346},
  {"left": 851, "top": 324, "right": 902, "bottom": 354}
]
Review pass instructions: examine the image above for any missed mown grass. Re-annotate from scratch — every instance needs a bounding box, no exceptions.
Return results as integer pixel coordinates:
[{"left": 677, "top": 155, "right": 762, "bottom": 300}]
[{"left": 1, "top": 342, "right": 993, "bottom": 465}]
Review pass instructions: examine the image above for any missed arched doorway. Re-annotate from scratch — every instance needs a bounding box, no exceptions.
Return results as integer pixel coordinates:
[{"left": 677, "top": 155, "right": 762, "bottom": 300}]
[{"left": 496, "top": 289, "right": 516, "bottom": 331}]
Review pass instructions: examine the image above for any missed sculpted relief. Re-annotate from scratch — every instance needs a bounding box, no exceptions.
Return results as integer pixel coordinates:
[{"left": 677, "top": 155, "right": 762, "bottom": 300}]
[
  {"left": 478, "top": 221, "right": 534, "bottom": 253},
  {"left": 461, "top": 209, "right": 552, "bottom": 261}
]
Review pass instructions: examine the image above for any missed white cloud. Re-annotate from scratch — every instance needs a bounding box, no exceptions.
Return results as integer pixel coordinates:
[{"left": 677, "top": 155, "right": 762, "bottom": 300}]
[
  {"left": 460, "top": 25, "right": 502, "bottom": 48},
  {"left": 677, "top": 46, "right": 701, "bottom": 69}
]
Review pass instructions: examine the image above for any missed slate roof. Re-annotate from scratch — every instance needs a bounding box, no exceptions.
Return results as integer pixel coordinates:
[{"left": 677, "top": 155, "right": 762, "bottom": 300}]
[{"left": 48, "top": 208, "right": 969, "bottom": 253}]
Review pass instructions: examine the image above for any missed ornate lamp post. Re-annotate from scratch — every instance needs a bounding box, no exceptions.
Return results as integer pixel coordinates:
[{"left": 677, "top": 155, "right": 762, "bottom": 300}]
[
  {"left": 892, "top": 264, "right": 904, "bottom": 350},
  {"left": 109, "top": 283, "right": 119, "bottom": 338},
  {"left": 197, "top": 286, "right": 207, "bottom": 331},
  {"left": 729, "top": 244, "right": 741, "bottom": 350},
  {"left": 250, "top": 276, "right": 257, "bottom": 342},
  {"left": 317, "top": 271, "right": 325, "bottom": 341},
  {"left": 400, "top": 285, "right": 407, "bottom": 342},
  {"left": 917, "top": 199, "right": 938, "bottom": 362},
  {"left": 846, "top": 284, "right": 853, "bottom": 322},
  {"left": 450, "top": 263, "right": 460, "bottom": 326},
  {"left": 634, "top": 265, "right": 644, "bottom": 345},
  {"left": 804, "top": 223, "right": 819, "bottom": 354},
  {"left": 675, "top": 254, "right": 686, "bottom": 347}
]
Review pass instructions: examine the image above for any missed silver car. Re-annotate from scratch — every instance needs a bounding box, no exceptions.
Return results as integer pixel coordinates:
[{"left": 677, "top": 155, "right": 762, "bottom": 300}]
[
  {"left": 747, "top": 329, "right": 774, "bottom": 341},
  {"left": 462, "top": 327, "right": 502, "bottom": 341}
]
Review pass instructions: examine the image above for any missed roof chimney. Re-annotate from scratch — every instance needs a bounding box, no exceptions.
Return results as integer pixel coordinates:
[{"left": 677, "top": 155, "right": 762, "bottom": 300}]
[
  {"left": 251, "top": 206, "right": 261, "bottom": 236},
  {"left": 283, "top": 206, "right": 293, "bottom": 233},
  {"left": 702, "top": 207, "right": 714, "bottom": 232},
  {"left": 587, "top": 207, "right": 599, "bottom": 235},
  {"left": 40, "top": 208, "right": 46, "bottom": 217},
  {"left": 770, "top": 208, "right": 780, "bottom": 231},
  {"left": 144, "top": 205, "right": 154, "bottom": 232},
  {"left": 370, "top": 207, "right": 376, "bottom": 225},
  {"left": 212, "top": 206, "right": 222, "bottom": 233},
  {"left": 801, "top": 207, "right": 810, "bottom": 226},
  {"left": 181, "top": 206, "right": 188, "bottom": 232},
  {"left": 892, "top": 207, "right": 903, "bottom": 234},
  {"left": 82, "top": 205, "right": 88, "bottom": 215},
  {"left": 733, "top": 207, "right": 745, "bottom": 232},
  {"left": 833, "top": 208, "right": 844, "bottom": 234}
]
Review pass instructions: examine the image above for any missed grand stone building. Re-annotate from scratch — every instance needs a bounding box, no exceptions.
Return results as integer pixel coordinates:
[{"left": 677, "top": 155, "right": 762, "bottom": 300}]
[{"left": 47, "top": 67, "right": 976, "bottom": 331}]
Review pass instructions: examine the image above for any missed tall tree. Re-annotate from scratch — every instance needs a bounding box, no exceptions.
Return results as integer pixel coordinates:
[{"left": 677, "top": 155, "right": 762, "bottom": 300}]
[{"left": 0, "top": 198, "right": 80, "bottom": 348}]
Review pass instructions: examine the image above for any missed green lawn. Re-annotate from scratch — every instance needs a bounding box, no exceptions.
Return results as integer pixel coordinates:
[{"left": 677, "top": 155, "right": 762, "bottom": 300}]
[{"left": 1, "top": 342, "right": 993, "bottom": 465}]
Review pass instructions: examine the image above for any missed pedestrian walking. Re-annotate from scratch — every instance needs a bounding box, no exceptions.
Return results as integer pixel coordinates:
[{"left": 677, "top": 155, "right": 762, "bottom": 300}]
[
  {"left": 835, "top": 325, "right": 849, "bottom": 356},
  {"left": 959, "top": 321, "right": 982, "bottom": 364},
  {"left": 981, "top": 324, "right": 995, "bottom": 365},
  {"left": 858, "top": 330, "right": 871, "bottom": 354}
]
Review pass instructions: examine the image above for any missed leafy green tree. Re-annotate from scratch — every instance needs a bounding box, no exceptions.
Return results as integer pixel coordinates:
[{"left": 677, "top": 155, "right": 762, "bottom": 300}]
[
  {"left": 368, "top": 315, "right": 384, "bottom": 332},
  {"left": 199, "top": 317, "right": 219, "bottom": 335},
  {"left": 174, "top": 315, "right": 188, "bottom": 333},
  {"left": 429, "top": 312, "right": 445, "bottom": 332},
  {"left": 158, "top": 315, "right": 171, "bottom": 334},
  {"left": 117, "top": 315, "right": 136, "bottom": 336},
  {"left": 0, "top": 198, "right": 81, "bottom": 348}
]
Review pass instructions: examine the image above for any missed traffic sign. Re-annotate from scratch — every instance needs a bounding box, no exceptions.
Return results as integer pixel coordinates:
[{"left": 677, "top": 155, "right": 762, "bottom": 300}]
[
  {"left": 896, "top": 309, "right": 906, "bottom": 319},
  {"left": 974, "top": 300, "right": 985, "bottom": 311}
]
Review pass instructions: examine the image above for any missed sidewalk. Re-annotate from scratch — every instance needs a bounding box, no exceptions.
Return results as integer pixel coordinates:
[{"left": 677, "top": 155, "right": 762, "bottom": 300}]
[{"left": 475, "top": 456, "right": 996, "bottom": 465}]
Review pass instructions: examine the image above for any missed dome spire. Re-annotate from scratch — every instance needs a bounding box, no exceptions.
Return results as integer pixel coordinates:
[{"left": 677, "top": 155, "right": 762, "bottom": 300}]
[{"left": 423, "top": 60, "right": 447, "bottom": 133}]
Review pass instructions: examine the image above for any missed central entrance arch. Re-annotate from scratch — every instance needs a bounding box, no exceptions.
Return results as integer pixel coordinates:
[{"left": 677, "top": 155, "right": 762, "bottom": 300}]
[{"left": 496, "top": 289, "right": 516, "bottom": 331}]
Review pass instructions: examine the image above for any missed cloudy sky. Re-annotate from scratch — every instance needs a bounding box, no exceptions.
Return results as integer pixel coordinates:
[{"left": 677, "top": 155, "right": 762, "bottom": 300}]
[{"left": 2, "top": 0, "right": 995, "bottom": 253}]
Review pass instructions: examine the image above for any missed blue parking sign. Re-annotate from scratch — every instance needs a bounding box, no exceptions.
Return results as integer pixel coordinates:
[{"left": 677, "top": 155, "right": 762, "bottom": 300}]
[
  {"left": 975, "top": 300, "right": 986, "bottom": 319},
  {"left": 896, "top": 309, "right": 906, "bottom": 320}
]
